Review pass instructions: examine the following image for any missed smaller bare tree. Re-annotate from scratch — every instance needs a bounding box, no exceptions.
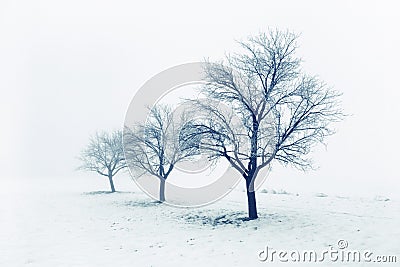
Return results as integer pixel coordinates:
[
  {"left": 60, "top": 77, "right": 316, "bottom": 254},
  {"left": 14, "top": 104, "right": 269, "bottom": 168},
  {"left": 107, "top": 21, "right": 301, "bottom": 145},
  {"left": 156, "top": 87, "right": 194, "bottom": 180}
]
[
  {"left": 124, "top": 104, "right": 199, "bottom": 202},
  {"left": 79, "top": 130, "right": 127, "bottom": 193}
]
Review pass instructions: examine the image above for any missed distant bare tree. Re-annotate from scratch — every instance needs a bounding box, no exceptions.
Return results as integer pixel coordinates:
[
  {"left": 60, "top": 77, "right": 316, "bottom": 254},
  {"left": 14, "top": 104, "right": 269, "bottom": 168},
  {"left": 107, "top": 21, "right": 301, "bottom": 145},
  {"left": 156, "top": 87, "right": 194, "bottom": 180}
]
[
  {"left": 184, "top": 29, "right": 343, "bottom": 219},
  {"left": 79, "top": 130, "right": 126, "bottom": 193},
  {"left": 124, "top": 104, "right": 199, "bottom": 202}
]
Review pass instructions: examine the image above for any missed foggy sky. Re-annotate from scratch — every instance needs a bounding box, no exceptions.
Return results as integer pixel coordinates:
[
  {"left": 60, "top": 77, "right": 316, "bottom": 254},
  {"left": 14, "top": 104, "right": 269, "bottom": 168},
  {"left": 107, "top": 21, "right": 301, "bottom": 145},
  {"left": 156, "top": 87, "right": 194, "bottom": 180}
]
[{"left": 1, "top": 0, "right": 399, "bottom": 197}]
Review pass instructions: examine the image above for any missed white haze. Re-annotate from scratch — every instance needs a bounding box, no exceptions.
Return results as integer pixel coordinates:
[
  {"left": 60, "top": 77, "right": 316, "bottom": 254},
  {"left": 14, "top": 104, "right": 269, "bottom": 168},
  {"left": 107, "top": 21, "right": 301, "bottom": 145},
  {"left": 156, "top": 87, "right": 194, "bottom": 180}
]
[{"left": 0, "top": 0, "right": 399, "bottom": 198}]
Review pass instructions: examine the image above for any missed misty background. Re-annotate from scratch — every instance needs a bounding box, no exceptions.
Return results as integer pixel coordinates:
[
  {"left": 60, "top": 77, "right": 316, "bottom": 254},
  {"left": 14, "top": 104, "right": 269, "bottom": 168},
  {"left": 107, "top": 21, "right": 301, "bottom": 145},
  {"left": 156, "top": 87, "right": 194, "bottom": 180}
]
[{"left": 1, "top": 0, "right": 399, "bottom": 198}]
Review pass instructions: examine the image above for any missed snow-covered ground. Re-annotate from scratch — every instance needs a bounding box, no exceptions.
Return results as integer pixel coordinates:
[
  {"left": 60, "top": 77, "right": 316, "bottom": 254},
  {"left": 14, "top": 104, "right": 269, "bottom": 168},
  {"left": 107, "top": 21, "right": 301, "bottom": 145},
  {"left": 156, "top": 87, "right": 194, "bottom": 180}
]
[{"left": 1, "top": 175, "right": 399, "bottom": 266}]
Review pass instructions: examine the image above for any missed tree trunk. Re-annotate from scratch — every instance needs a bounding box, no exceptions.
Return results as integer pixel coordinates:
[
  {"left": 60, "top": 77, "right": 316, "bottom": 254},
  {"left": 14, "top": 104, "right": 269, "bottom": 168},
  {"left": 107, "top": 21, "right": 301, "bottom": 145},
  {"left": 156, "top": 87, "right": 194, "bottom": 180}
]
[
  {"left": 108, "top": 174, "right": 116, "bottom": 193},
  {"left": 159, "top": 178, "right": 166, "bottom": 202},
  {"left": 246, "top": 176, "right": 258, "bottom": 219}
]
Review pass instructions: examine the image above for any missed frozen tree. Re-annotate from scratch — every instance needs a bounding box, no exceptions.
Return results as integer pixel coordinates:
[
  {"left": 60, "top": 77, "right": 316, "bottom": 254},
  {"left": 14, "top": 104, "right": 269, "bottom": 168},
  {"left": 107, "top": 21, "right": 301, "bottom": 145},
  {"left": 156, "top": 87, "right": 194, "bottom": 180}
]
[
  {"left": 79, "top": 130, "right": 126, "bottom": 192},
  {"left": 124, "top": 104, "right": 199, "bottom": 202},
  {"left": 183, "top": 29, "right": 343, "bottom": 219}
]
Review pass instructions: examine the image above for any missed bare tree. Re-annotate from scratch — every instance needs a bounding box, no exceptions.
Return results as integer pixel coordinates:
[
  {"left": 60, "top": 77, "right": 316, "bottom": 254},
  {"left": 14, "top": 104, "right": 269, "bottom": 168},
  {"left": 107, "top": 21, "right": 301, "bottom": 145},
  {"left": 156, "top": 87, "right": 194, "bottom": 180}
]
[
  {"left": 184, "top": 29, "right": 343, "bottom": 219},
  {"left": 79, "top": 130, "right": 127, "bottom": 193},
  {"left": 123, "top": 104, "right": 199, "bottom": 202}
]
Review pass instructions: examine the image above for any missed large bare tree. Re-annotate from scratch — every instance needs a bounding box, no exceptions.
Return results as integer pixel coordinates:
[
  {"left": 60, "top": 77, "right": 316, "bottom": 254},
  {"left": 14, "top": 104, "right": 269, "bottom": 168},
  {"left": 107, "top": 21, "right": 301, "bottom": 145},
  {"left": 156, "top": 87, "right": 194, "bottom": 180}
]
[
  {"left": 124, "top": 104, "right": 199, "bottom": 202},
  {"left": 184, "top": 29, "right": 343, "bottom": 219},
  {"left": 79, "top": 130, "right": 126, "bottom": 192}
]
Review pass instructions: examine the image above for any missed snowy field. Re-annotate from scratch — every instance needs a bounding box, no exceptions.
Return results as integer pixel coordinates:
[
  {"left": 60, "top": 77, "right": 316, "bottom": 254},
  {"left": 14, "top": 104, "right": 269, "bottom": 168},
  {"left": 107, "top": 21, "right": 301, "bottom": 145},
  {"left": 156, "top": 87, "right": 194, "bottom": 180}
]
[{"left": 1, "top": 175, "right": 399, "bottom": 267}]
